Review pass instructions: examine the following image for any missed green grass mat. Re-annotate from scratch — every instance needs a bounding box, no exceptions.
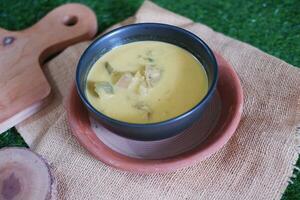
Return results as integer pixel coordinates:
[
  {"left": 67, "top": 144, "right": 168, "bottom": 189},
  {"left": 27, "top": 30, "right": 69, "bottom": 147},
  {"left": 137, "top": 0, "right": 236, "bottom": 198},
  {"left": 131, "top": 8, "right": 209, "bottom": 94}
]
[{"left": 0, "top": 0, "right": 299, "bottom": 199}]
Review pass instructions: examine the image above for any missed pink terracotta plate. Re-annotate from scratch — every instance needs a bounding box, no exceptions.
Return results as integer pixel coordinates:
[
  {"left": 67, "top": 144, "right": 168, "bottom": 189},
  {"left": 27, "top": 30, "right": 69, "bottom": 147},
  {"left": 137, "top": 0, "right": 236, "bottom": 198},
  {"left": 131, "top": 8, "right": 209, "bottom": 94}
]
[{"left": 66, "top": 52, "right": 243, "bottom": 173}]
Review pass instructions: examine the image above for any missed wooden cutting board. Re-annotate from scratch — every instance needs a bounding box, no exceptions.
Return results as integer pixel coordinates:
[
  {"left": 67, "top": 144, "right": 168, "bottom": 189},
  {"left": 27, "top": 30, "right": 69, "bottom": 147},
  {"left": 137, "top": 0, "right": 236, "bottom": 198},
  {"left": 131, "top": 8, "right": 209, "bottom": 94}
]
[{"left": 0, "top": 3, "right": 98, "bottom": 133}]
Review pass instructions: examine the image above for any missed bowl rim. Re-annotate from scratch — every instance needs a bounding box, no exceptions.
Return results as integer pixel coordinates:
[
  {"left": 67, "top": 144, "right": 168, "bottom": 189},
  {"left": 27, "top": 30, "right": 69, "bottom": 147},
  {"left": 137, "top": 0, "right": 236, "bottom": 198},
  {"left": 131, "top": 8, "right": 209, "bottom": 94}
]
[{"left": 76, "top": 23, "right": 218, "bottom": 128}]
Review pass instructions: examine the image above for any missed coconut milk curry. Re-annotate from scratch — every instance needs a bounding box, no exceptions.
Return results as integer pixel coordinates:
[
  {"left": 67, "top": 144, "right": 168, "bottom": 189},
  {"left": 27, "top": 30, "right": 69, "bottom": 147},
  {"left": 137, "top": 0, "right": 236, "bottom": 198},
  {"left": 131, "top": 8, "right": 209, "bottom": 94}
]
[{"left": 86, "top": 41, "right": 208, "bottom": 123}]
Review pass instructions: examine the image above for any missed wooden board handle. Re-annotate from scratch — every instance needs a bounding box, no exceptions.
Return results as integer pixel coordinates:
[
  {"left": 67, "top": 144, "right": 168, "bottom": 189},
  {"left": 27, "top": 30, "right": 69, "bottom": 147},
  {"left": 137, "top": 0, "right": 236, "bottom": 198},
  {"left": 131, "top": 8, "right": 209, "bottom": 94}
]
[
  {"left": 26, "top": 3, "right": 98, "bottom": 63},
  {"left": 0, "top": 3, "right": 98, "bottom": 132}
]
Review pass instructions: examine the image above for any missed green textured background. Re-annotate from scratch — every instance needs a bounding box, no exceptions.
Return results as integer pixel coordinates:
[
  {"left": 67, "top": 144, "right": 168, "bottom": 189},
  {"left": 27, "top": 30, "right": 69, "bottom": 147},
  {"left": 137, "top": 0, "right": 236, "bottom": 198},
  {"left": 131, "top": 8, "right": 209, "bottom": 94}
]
[{"left": 0, "top": 0, "right": 299, "bottom": 199}]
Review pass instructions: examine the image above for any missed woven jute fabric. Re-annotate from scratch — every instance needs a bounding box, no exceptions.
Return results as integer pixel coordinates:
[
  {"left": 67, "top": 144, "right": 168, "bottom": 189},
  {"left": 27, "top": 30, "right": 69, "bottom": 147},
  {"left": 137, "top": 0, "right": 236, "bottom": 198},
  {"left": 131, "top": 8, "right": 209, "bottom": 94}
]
[{"left": 17, "top": 1, "right": 300, "bottom": 199}]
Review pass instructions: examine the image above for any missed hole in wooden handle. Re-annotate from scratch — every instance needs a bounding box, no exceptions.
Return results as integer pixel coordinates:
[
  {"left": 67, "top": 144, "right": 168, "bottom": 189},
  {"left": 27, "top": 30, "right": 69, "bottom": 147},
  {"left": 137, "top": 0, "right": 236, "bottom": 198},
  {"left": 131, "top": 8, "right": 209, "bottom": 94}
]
[
  {"left": 2, "top": 36, "right": 15, "bottom": 46},
  {"left": 63, "top": 15, "right": 78, "bottom": 26}
]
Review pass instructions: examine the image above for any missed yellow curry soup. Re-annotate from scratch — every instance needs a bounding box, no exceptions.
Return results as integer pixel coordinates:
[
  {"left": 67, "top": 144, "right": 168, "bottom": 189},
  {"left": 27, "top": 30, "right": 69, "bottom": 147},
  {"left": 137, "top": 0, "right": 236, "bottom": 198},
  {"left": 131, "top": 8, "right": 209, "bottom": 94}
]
[{"left": 86, "top": 41, "right": 208, "bottom": 123}]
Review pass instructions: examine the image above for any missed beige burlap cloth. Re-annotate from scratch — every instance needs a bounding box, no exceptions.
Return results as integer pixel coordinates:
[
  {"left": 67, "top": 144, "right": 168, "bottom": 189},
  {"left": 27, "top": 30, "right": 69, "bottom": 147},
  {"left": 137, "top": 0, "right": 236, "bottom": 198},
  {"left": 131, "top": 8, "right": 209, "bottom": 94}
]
[{"left": 16, "top": 1, "right": 300, "bottom": 199}]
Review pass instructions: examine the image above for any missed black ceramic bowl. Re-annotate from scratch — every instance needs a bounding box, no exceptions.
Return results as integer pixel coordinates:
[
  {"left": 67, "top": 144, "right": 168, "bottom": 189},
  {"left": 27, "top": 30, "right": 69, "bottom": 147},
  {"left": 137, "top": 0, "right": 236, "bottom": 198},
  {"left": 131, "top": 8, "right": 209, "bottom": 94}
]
[{"left": 76, "top": 23, "right": 218, "bottom": 141}]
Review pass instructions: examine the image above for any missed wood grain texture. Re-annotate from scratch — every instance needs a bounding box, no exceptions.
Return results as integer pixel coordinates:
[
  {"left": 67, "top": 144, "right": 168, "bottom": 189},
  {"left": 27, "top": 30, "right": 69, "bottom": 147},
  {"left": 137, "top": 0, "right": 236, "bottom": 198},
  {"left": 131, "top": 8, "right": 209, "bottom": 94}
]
[{"left": 0, "top": 3, "right": 97, "bottom": 133}]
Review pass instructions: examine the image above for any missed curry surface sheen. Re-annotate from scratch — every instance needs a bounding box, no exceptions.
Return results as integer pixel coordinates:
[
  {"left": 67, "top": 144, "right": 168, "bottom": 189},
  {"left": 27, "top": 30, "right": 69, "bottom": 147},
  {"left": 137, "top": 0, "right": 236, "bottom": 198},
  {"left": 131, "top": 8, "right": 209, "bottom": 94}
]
[{"left": 86, "top": 41, "right": 208, "bottom": 123}]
